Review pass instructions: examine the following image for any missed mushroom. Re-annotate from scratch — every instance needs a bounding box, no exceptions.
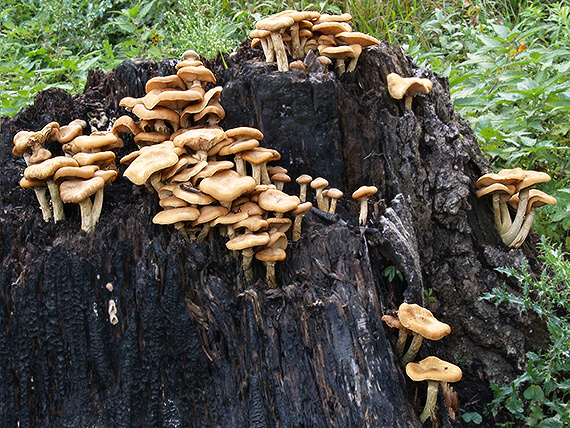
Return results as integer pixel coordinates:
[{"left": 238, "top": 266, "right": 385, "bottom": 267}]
[
  {"left": 508, "top": 189, "right": 557, "bottom": 249},
  {"left": 387, "top": 73, "right": 433, "bottom": 110},
  {"left": 241, "top": 148, "right": 276, "bottom": 185},
  {"left": 172, "top": 127, "right": 227, "bottom": 162},
  {"left": 398, "top": 302, "right": 451, "bottom": 365},
  {"left": 191, "top": 205, "right": 229, "bottom": 243},
  {"left": 405, "top": 356, "right": 463, "bottom": 423},
  {"left": 226, "top": 232, "right": 271, "bottom": 278},
  {"left": 381, "top": 314, "right": 414, "bottom": 359},
  {"left": 250, "top": 28, "right": 274, "bottom": 63},
  {"left": 352, "top": 185, "right": 378, "bottom": 226},
  {"left": 91, "top": 169, "right": 118, "bottom": 229},
  {"left": 123, "top": 141, "right": 180, "bottom": 191},
  {"left": 59, "top": 176, "right": 106, "bottom": 233},
  {"left": 255, "top": 15, "right": 295, "bottom": 72},
  {"left": 271, "top": 172, "right": 291, "bottom": 191},
  {"left": 255, "top": 248, "right": 287, "bottom": 287},
  {"left": 475, "top": 182, "right": 517, "bottom": 234},
  {"left": 296, "top": 174, "right": 313, "bottom": 202},
  {"left": 257, "top": 188, "right": 301, "bottom": 219},
  {"left": 198, "top": 169, "right": 257, "bottom": 209},
  {"left": 152, "top": 206, "right": 200, "bottom": 241},
  {"left": 335, "top": 32, "right": 381, "bottom": 72},
  {"left": 310, "top": 177, "right": 329, "bottom": 211},
  {"left": 327, "top": 188, "right": 343, "bottom": 214},
  {"left": 19, "top": 177, "right": 52, "bottom": 221},
  {"left": 291, "top": 201, "right": 313, "bottom": 242}
]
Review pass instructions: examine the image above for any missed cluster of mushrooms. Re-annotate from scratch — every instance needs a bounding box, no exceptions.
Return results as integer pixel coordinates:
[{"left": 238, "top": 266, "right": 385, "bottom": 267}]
[
  {"left": 382, "top": 303, "right": 462, "bottom": 423},
  {"left": 250, "top": 10, "right": 382, "bottom": 75},
  {"left": 476, "top": 167, "right": 557, "bottom": 249},
  {"left": 12, "top": 120, "right": 121, "bottom": 233},
  {"left": 106, "top": 50, "right": 380, "bottom": 286}
]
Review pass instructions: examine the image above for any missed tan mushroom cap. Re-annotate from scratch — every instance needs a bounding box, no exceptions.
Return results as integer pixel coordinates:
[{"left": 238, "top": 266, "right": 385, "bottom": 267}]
[
  {"left": 327, "top": 188, "right": 343, "bottom": 199},
  {"left": 319, "top": 45, "right": 356, "bottom": 60},
  {"left": 258, "top": 189, "right": 301, "bottom": 213},
  {"left": 145, "top": 75, "right": 186, "bottom": 93},
  {"left": 159, "top": 195, "right": 188, "bottom": 209},
  {"left": 267, "top": 231, "right": 288, "bottom": 249},
  {"left": 59, "top": 176, "right": 105, "bottom": 204},
  {"left": 29, "top": 148, "right": 52, "bottom": 164},
  {"left": 173, "top": 185, "right": 216, "bottom": 205},
  {"left": 387, "top": 73, "right": 433, "bottom": 99},
  {"left": 65, "top": 132, "right": 123, "bottom": 154},
  {"left": 234, "top": 215, "right": 268, "bottom": 232},
  {"left": 132, "top": 104, "right": 180, "bottom": 130},
  {"left": 180, "top": 86, "right": 222, "bottom": 115},
  {"left": 177, "top": 65, "right": 216, "bottom": 85},
  {"left": 119, "top": 96, "right": 143, "bottom": 111},
  {"left": 291, "top": 201, "right": 313, "bottom": 215},
  {"left": 381, "top": 314, "right": 413, "bottom": 334},
  {"left": 172, "top": 127, "right": 227, "bottom": 152},
  {"left": 476, "top": 167, "right": 525, "bottom": 188},
  {"left": 314, "top": 12, "right": 352, "bottom": 23},
  {"left": 12, "top": 122, "right": 60, "bottom": 156},
  {"left": 475, "top": 182, "right": 516, "bottom": 198},
  {"left": 510, "top": 189, "right": 558, "bottom": 214},
  {"left": 53, "top": 119, "right": 86, "bottom": 143},
  {"left": 398, "top": 303, "right": 451, "bottom": 341},
  {"left": 352, "top": 185, "right": 378, "bottom": 200},
  {"left": 225, "top": 126, "right": 264, "bottom": 141},
  {"left": 235, "top": 201, "right": 266, "bottom": 216},
  {"left": 198, "top": 169, "right": 257, "bottom": 202},
  {"left": 182, "top": 49, "right": 200, "bottom": 61},
  {"left": 255, "top": 248, "right": 287, "bottom": 262},
  {"left": 218, "top": 139, "right": 260, "bottom": 156},
  {"left": 24, "top": 156, "right": 79, "bottom": 180},
  {"left": 123, "top": 142, "right": 180, "bottom": 185},
  {"left": 192, "top": 205, "right": 229, "bottom": 226},
  {"left": 73, "top": 151, "right": 116, "bottom": 167},
  {"left": 94, "top": 169, "right": 118, "bottom": 183},
  {"left": 192, "top": 160, "right": 235, "bottom": 182},
  {"left": 335, "top": 31, "right": 381, "bottom": 47},
  {"left": 241, "top": 148, "right": 275, "bottom": 165},
  {"left": 405, "top": 356, "right": 463, "bottom": 383},
  {"left": 312, "top": 21, "right": 351, "bottom": 35},
  {"left": 514, "top": 170, "right": 551, "bottom": 192},
  {"left": 226, "top": 232, "right": 270, "bottom": 251},
  {"left": 194, "top": 100, "right": 226, "bottom": 123},
  {"left": 143, "top": 88, "right": 204, "bottom": 111},
  {"left": 311, "top": 177, "right": 329, "bottom": 190},
  {"left": 255, "top": 15, "right": 295, "bottom": 31},
  {"left": 152, "top": 206, "right": 201, "bottom": 224},
  {"left": 170, "top": 160, "right": 208, "bottom": 183},
  {"left": 53, "top": 165, "right": 99, "bottom": 182},
  {"left": 210, "top": 211, "right": 249, "bottom": 227},
  {"left": 296, "top": 174, "right": 313, "bottom": 185},
  {"left": 267, "top": 217, "right": 292, "bottom": 233},
  {"left": 112, "top": 115, "right": 142, "bottom": 136}
]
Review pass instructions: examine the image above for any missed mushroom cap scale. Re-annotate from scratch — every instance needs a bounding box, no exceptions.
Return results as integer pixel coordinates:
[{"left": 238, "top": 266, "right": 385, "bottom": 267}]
[
  {"left": 398, "top": 303, "right": 451, "bottom": 341},
  {"left": 405, "top": 356, "right": 463, "bottom": 383}
]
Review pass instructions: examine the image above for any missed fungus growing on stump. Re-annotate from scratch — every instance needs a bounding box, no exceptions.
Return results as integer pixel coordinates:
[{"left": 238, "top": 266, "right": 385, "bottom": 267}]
[
  {"left": 387, "top": 73, "right": 433, "bottom": 110},
  {"left": 381, "top": 314, "right": 413, "bottom": 359},
  {"left": 406, "top": 356, "right": 463, "bottom": 423},
  {"left": 352, "top": 185, "right": 377, "bottom": 226},
  {"left": 59, "top": 176, "right": 106, "bottom": 233},
  {"left": 398, "top": 303, "right": 451, "bottom": 365},
  {"left": 508, "top": 189, "right": 557, "bottom": 249},
  {"left": 255, "top": 248, "right": 287, "bottom": 288}
]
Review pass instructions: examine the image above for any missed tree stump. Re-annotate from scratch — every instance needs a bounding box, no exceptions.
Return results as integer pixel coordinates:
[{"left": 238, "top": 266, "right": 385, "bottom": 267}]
[{"left": 0, "top": 42, "right": 546, "bottom": 427}]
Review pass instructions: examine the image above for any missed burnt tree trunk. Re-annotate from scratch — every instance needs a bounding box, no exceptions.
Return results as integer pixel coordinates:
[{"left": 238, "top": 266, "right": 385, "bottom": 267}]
[{"left": 0, "top": 42, "right": 545, "bottom": 427}]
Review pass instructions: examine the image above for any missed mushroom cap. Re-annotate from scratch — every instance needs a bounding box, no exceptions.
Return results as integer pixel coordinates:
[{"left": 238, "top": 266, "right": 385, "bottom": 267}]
[
  {"left": 352, "top": 185, "right": 378, "bottom": 200},
  {"left": 170, "top": 160, "right": 208, "bottom": 183},
  {"left": 194, "top": 100, "right": 226, "bottom": 123},
  {"left": 296, "top": 174, "right": 313, "bottom": 185},
  {"left": 19, "top": 177, "right": 47, "bottom": 188},
  {"left": 312, "top": 21, "right": 351, "bottom": 35},
  {"left": 182, "top": 49, "right": 200, "bottom": 61},
  {"left": 53, "top": 165, "right": 99, "bottom": 182},
  {"left": 134, "top": 132, "right": 170, "bottom": 146},
  {"left": 73, "top": 151, "right": 116, "bottom": 167},
  {"left": 310, "top": 177, "right": 329, "bottom": 190},
  {"left": 177, "top": 65, "right": 216, "bottom": 85},
  {"left": 29, "top": 148, "right": 52, "bottom": 164},
  {"left": 173, "top": 127, "right": 227, "bottom": 152},
  {"left": 405, "top": 356, "right": 463, "bottom": 383},
  {"left": 192, "top": 160, "right": 235, "bottom": 182},
  {"left": 255, "top": 248, "right": 287, "bottom": 262},
  {"left": 123, "top": 142, "right": 180, "bottom": 186},
  {"left": 510, "top": 189, "right": 557, "bottom": 213},
  {"left": 218, "top": 139, "right": 260, "bottom": 157},
  {"left": 132, "top": 104, "right": 180, "bottom": 130},
  {"left": 210, "top": 211, "right": 249, "bottom": 227},
  {"left": 65, "top": 132, "right": 123, "bottom": 154},
  {"left": 476, "top": 168, "right": 525, "bottom": 188},
  {"left": 180, "top": 86, "right": 222, "bottom": 115},
  {"left": 159, "top": 195, "right": 189, "bottom": 209},
  {"left": 398, "top": 303, "right": 451, "bottom": 341},
  {"left": 255, "top": 16, "right": 295, "bottom": 31},
  {"left": 152, "top": 206, "right": 200, "bottom": 224},
  {"left": 24, "top": 156, "right": 79, "bottom": 180},
  {"left": 234, "top": 215, "right": 268, "bottom": 232},
  {"left": 314, "top": 12, "right": 352, "bottom": 23},
  {"left": 515, "top": 170, "right": 551, "bottom": 192},
  {"left": 59, "top": 176, "right": 106, "bottom": 203},
  {"left": 291, "top": 201, "right": 313, "bottom": 215},
  {"left": 381, "top": 314, "right": 411, "bottom": 332},
  {"left": 198, "top": 169, "right": 257, "bottom": 202},
  {"left": 145, "top": 75, "right": 186, "bottom": 93},
  {"left": 475, "top": 182, "right": 516, "bottom": 198},
  {"left": 327, "top": 188, "right": 344, "bottom": 199},
  {"left": 266, "top": 217, "right": 292, "bottom": 233},
  {"left": 387, "top": 73, "right": 433, "bottom": 99},
  {"left": 143, "top": 88, "right": 204, "bottom": 111},
  {"left": 271, "top": 172, "right": 291, "bottom": 183},
  {"left": 319, "top": 45, "right": 356, "bottom": 60},
  {"left": 235, "top": 201, "right": 265, "bottom": 216},
  {"left": 53, "top": 120, "right": 86, "bottom": 143},
  {"left": 192, "top": 205, "right": 229, "bottom": 225},
  {"left": 258, "top": 189, "right": 301, "bottom": 213},
  {"left": 335, "top": 31, "right": 381, "bottom": 47},
  {"left": 267, "top": 231, "right": 288, "bottom": 249},
  {"left": 241, "top": 148, "right": 275, "bottom": 165},
  {"left": 226, "top": 232, "right": 270, "bottom": 251},
  {"left": 225, "top": 126, "right": 264, "bottom": 141},
  {"left": 112, "top": 115, "right": 142, "bottom": 136},
  {"left": 249, "top": 28, "right": 271, "bottom": 39},
  {"left": 173, "top": 185, "right": 216, "bottom": 205}
]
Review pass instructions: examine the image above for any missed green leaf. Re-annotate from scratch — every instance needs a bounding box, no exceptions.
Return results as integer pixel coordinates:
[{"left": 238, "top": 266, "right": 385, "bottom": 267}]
[{"left": 523, "top": 385, "right": 545, "bottom": 401}]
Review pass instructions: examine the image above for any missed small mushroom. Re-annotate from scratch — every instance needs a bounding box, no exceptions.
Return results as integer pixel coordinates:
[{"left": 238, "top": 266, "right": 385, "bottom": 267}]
[
  {"left": 296, "top": 174, "right": 313, "bottom": 202},
  {"left": 398, "top": 303, "right": 451, "bottom": 365},
  {"left": 387, "top": 73, "right": 433, "bottom": 110},
  {"left": 327, "top": 188, "right": 343, "bottom": 214},
  {"left": 508, "top": 189, "right": 557, "bottom": 249},
  {"left": 352, "top": 185, "right": 378, "bottom": 226},
  {"left": 255, "top": 248, "right": 287, "bottom": 287},
  {"left": 310, "top": 177, "right": 329, "bottom": 211},
  {"left": 291, "top": 201, "right": 312, "bottom": 242},
  {"left": 381, "top": 314, "right": 413, "bottom": 359},
  {"left": 406, "top": 356, "right": 462, "bottom": 423},
  {"left": 59, "top": 176, "right": 106, "bottom": 233},
  {"left": 256, "top": 16, "right": 296, "bottom": 72}
]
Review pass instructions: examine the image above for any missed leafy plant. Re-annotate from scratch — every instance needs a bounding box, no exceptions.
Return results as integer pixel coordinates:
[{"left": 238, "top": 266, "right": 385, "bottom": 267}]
[{"left": 480, "top": 238, "right": 570, "bottom": 426}]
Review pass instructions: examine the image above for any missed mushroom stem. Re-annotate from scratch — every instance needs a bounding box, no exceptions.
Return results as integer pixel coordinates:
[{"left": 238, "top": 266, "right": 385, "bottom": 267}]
[
  {"left": 34, "top": 187, "right": 53, "bottom": 222},
  {"left": 175, "top": 222, "right": 190, "bottom": 242},
  {"left": 196, "top": 223, "right": 211, "bottom": 243},
  {"left": 509, "top": 208, "right": 535, "bottom": 249},
  {"left": 234, "top": 155, "right": 247, "bottom": 176},
  {"left": 292, "top": 214, "right": 303, "bottom": 242},
  {"left": 47, "top": 180, "right": 65, "bottom": 222},
  {"left": 501, "top": 187, "right": 530, "bottom": 246},
  {"left": 401, "top": 333, "right": 423, "bottom": 365},
  {"left": 264, "top": 261, "right": 277, "bottom": 287},
  {"left": 260, "top": 37, "right": 274, "bottom": 62},
  {"left": 290, "top": 22, "right": 302, "bottom": 58},
  {"left": 395, "top": 330, "right": 409, "bottom": 359},
  {"left": 404, "top": 95, "right": 413, "bottom": 110},
  {"left": 316, "top": 188, "right": 327, "bottom": 211},
  {"left": 78, "top": 198, "right": 94, "bottom": 233},
  {"left": 270, "top": 31, "right": 289, "bottom": 72},
  {"left": 242, "top": 248, "right": 255, "bottom": 281},
  {"left": 329, "top": 198, "right": 338, "bottom": 215},
  {"left": 335, "top": 59, "right": 346, "bottom": 76},
  {"left": 419, "top": 380, "right": 440, "bottom": 423},
  {"left": 299, "top": 184, "right": 308, "bottom": 203},
  {"left": 91, "top": 188, "right": 104, "bottom": 229},
  {"left": 358, "top": 198, "right": 369, "bottom": 226}
]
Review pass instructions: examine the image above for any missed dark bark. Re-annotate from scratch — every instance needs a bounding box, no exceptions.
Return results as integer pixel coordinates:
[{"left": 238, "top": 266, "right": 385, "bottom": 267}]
[{"left": 0, "top": 41, "right": 546, "bottom": 427}]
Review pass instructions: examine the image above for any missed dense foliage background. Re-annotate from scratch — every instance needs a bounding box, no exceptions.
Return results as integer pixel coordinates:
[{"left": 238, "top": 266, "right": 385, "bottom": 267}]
[{"left": 1, "top": 0, "right": 569, "bottom": 425}]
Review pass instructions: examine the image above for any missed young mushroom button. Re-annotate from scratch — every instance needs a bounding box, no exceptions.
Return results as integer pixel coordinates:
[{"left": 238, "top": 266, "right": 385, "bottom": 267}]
[{"left": 352, "top": 185, "right": 377, "bottom": 226}]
